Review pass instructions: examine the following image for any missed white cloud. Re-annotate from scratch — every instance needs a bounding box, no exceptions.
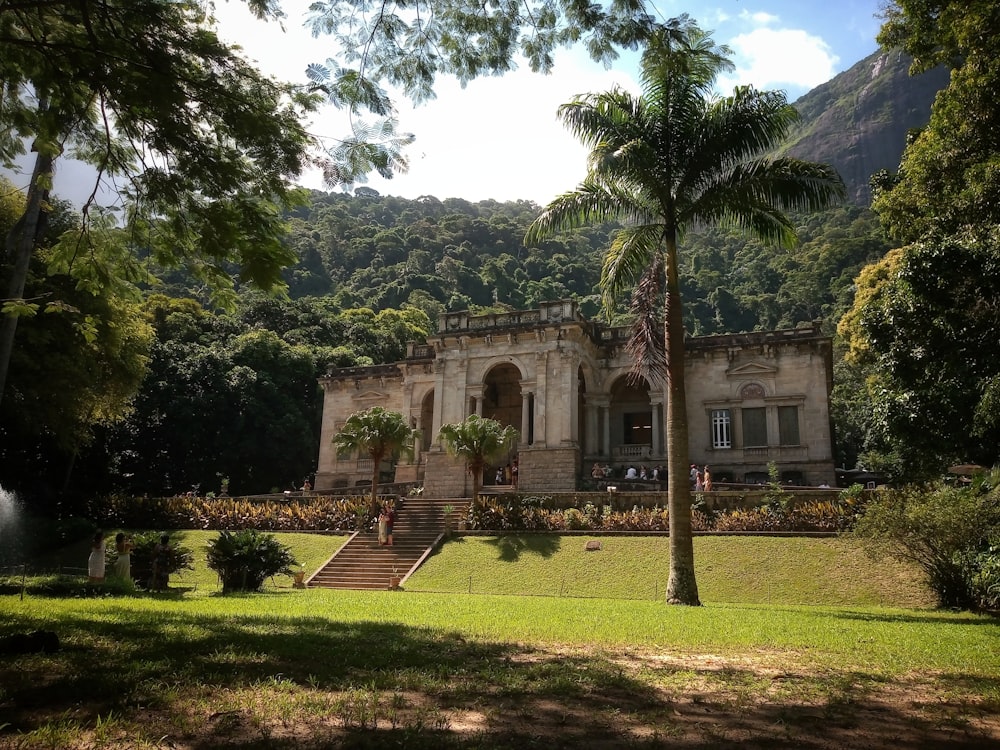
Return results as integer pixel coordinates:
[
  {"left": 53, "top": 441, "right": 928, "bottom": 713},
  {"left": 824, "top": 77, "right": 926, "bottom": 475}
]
[
  {"left": 719, "top": 27, "right": 839, "bottom": 95},
  {"left": 360, "top": 59, "right": 638, "bottom": 203},
  {"left": 739, "top": 9, "right": 781, "bottom": 26}
]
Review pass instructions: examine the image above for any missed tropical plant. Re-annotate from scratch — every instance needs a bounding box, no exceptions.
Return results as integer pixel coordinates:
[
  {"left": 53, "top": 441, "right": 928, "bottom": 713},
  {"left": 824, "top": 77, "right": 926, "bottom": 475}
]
[
  {"left": 332, "top": 406, "right": 419, "bottom": 502},
  {"left": 525, "top": 19, "right": 845, "bottom": 604},
  {"left": 128, "top": 532, "right": 194, "bottom": 589},
  {"left": 205, "top": 529, "right": 298, "bottom": 593},
  {"left": 437, "top": 415, "right": 519, "bottom": 500}
]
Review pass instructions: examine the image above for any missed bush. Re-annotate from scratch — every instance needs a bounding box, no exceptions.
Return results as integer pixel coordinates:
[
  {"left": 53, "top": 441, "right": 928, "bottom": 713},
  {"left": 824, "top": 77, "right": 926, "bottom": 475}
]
[
  {"left": 127, "top": 532, "right": 195, "bottom": 589},
  {"left": 91, "top": 494, "right": 387, "bottom": 532},
  {"left": 206, "top": 530, "right": 298, "bottom": 593},
  {"left": 853, "top": 476, "right": 1000, "bottom": 609}
]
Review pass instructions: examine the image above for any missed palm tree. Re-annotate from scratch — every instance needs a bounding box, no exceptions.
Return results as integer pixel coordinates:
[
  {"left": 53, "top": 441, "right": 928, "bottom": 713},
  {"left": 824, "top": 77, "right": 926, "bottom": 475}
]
[
  {"left": 525, "top": 19, "right": 845, "bottom": 605},
  {"left": 438, "top": 415, "right": 519, "bottom": 500},
  {"left": 332, "top": 406, "right": 419, "bottom": 504}
]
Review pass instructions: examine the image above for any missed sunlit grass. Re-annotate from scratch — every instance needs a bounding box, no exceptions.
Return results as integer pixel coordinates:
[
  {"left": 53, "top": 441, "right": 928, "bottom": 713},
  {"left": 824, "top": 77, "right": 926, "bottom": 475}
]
[{"left": 408, "top": 534, "right": 934, "bottom": 608}]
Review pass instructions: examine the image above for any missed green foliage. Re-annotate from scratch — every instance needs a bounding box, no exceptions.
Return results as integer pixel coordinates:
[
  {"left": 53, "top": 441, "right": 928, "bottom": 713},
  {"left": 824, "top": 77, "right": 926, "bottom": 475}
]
[
  {"left": 467, "top": 494, "right": 860, "bottom": 534},
  {"left": 91, "top": 494, "right": 385, "bottom": 532},
  {"left": 303, "top": 0, "right": 656, "bottom": 186},
  {"left": 333, "top": 406, "right": 419, "bottom": 501},
  {"left": 875, "top": 1, "right": 1000, "bottom": 242},
  {"left": 853, "top": 478, "right": 1000, "bottom": 609},
  {"left": 438, "top": 415, "right": 519, "bottom": 499},
  {"left": 127, "top": 532, "right": 194, "bottom": 588},
  {"left": 840, "top": 234, "right": 1000, "bottom": 475},
  {"left": 205, "top": 529, "right": 298, "bottom": 593}
]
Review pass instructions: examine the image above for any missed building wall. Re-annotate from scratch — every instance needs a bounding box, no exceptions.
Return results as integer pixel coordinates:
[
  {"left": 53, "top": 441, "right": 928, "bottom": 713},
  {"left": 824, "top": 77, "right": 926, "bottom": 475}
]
[{"left": 315, "top": 301, "right": 836, "bottom": 494}]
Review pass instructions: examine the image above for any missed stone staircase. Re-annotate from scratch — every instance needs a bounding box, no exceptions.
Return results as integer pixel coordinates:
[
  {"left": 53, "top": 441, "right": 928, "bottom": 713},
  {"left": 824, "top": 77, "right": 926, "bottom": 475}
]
[{"left": 307, "top": 498, "right": 466, "bottom": 590}]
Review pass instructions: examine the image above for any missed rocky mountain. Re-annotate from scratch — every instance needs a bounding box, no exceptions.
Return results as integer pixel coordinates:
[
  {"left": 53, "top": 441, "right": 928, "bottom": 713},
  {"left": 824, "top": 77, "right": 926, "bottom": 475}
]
[{"left": 783, "top": 50, "right": 950, "bottom": 206}]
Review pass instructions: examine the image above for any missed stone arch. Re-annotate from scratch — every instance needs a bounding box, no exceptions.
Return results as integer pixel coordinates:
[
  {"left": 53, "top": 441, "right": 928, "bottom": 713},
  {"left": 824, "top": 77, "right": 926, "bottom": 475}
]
[
  {"left": 740, "top": 382, "right": 767, "bottom": 400},
  {"left": 482, "top": 362, "right": 523, "bottom": 431}
]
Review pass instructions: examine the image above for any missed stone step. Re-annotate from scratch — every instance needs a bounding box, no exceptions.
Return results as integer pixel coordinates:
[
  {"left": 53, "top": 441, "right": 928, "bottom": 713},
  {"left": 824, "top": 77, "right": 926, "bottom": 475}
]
[{"left": 307, "top": 500, "right": 466, "bottom": 590}]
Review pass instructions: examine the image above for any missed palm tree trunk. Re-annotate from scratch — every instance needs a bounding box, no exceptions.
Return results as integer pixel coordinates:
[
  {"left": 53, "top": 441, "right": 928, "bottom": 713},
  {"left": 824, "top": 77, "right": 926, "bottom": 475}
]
[
  {"left": 664, "top": 238, "right": 700, "bottom": 606},
  {"left": 0, "top": 147, "right": 54, "bottom": 408}
]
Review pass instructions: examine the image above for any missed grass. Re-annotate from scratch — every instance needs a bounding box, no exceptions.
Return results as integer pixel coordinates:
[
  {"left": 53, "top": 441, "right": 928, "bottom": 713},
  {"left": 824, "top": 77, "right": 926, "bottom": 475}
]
[
  {"left": 10, "top": 530, "right": 341, "bottom": 592},
  {"left": 0, "top": 532, "right": 997, "bottom": 748},
  {"left": 408, "top": 534, "right": 935, "bottom": 608}
]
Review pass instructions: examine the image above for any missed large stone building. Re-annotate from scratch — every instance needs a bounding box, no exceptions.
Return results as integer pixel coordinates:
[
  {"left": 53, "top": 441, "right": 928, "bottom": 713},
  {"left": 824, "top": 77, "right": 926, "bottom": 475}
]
[{"left": 316, "top": 300, "right": 836, "bottom": 495}]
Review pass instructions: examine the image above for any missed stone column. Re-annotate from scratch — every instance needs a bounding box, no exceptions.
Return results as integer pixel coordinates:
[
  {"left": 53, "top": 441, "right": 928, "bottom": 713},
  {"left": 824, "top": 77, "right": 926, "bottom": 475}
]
[
  {"left": 601, "top": 403, "right": 611, "bottom": 456},
  {"left": 521, "top": 392, "right": 532, "bottom": 445},
  {"left": 533, "top": 350, "right": 547, "bottom": 447},
  {"left": 562, "top": 350, "right": 578, "bottom": 446},
  {"left": 430, "top": 359, "right": 446, "bottom": 451},
  {"left": 649, "top": 397, "right": 662, "bottom": 458},
  {"left": 585, "top": 397, "right": 598, "bottom": 456}
]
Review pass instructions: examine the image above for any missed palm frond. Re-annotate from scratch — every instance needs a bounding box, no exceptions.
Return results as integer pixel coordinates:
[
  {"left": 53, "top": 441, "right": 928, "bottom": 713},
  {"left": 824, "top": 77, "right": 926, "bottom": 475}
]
[{"left": 625, "top": 254, "right": 666, "bottom": 387}]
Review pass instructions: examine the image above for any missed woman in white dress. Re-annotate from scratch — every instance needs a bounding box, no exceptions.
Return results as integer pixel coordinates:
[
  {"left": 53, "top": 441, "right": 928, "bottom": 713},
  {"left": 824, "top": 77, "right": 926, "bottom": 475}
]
[
  {"left": 113, "top": 532, "right": 133, "bottom": 580},
  {"left": 88, "top": 531, "right": 106, "bottom": 583}
]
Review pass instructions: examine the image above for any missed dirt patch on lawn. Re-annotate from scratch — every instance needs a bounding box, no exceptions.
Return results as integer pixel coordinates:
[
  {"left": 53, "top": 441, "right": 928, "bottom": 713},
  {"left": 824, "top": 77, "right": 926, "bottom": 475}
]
[{"left": 3, "top": 643, "right": 999, "bottom": 748}]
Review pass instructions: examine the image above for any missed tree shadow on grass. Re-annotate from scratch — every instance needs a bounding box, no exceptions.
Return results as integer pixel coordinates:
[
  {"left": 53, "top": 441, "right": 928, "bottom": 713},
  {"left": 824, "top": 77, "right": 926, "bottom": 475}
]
[
  {"left": 2, "top": 602, "right": 999, "bottom": 748},
  {"left": 824, "top": 609, "right": 1000, "bottom": 626},
  {"left": 483, "top": 533, "right": 561, "bottom": 561}
]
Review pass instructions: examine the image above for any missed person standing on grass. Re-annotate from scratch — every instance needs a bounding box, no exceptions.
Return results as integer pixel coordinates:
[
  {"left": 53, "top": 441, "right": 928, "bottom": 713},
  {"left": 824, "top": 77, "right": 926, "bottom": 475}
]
[
  {"left": 88, "top": 531, "right": 106, "bottom": 583},
  {"left": 113, "top": 532, "right": 133, "bottom": 580},
  {"left": 150, "top": 534, "right": 171, "bottom": 591}
]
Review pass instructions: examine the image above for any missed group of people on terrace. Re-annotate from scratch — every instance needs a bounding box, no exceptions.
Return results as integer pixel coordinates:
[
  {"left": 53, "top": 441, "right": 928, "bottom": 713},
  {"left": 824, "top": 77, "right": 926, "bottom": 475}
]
[{"left": 590, "top": 462, "right": 714, "bottom": 491}]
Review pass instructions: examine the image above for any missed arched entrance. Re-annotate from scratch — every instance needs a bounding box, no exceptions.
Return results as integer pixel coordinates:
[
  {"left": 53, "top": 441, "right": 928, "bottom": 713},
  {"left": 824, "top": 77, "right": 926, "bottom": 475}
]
[
  {"left": 482, "top": 363, "right": 522, "bottom": 430},
  {"left": 482, "top": 363, "right": 522, "bottom": 485},
  {"left": 609, "top": 375, "right": 654, "bottom": 464}
]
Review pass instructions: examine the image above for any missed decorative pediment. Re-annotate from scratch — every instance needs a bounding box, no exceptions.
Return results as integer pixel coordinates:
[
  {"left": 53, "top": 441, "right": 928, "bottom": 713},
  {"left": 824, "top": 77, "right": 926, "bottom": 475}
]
[
  {"left": 355, "top": 390, "right": 390, "bottom": 402},
  {"left": 727, "top": 361, "right": 777, "bottom": 378}
]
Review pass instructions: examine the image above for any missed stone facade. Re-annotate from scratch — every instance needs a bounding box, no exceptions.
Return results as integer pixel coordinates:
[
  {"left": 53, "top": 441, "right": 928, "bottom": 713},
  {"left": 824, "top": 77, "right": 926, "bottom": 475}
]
[{"left": 316, "top": 300, "right": 836, "bottom": 495}]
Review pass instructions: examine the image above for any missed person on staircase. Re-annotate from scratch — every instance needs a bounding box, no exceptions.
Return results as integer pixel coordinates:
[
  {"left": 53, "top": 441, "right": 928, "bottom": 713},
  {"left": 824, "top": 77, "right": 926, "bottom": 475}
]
[{"left": 385, "top": 500, "right": 396, "bottom": 546}]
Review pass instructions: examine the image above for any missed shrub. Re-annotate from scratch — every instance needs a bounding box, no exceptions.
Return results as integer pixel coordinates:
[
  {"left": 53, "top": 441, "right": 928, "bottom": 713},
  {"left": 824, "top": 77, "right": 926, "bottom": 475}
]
[
  {"left": 127, "top": 532, "right": 195, "bottom": 588},
  {"left": 853, "top": 476, "right": 1000, "bottom": 609},
  {"left": 91, "top": 494, "right": 386, "bottom": 532},
  {"left": 206, "top": 530, "right": 298, "bottom": 593}
]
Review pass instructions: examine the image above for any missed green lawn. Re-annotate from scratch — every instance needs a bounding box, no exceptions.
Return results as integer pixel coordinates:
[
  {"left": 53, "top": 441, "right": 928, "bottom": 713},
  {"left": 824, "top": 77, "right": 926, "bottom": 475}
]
[
  {"left": 2, "top": 531, "right": 995, "bottom": 748},
  {"left": 408, "top": 534, "right": 935, "bottom": 608}
]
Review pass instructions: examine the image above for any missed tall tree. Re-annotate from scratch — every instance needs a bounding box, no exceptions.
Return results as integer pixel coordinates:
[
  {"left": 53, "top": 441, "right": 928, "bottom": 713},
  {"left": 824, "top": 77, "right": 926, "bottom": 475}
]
[
  {"left": 838, "top": 234, "right": 1000, "bottom": 477},
  {"left": 526, "top": 19, "right": 845, "bottom": 605},
  {"left": 437, "top": 415, "right": 519, "bottom": 500},
  {"left": 332, "top": 406, "right": 418, "bottom": 503},
  {"left": 0, "top": 0, "right": 318, "bottom": 407}
]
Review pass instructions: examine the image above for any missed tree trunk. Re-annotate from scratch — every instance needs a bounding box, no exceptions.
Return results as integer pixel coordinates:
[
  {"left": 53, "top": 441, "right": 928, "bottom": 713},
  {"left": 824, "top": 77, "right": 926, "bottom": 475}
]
[
  {"left": 0, "top": 148, "right": 54, "bottom": 407},
  {"left": 370, "top": 449, "right": 384, "bottom": 506},
  {"left": 470, "top": 459, "right": 483, "bottom": 501},
  {"left": 663, "top": 238, "right": 700, "bottom": 606}
]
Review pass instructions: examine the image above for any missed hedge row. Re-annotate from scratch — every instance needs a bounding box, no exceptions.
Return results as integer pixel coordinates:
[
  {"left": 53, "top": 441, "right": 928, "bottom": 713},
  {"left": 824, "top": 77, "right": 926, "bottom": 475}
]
[
  {"left": 468, "top": 494, "right": 865, "bottom": 533},
  {"left": 89, "top": 490, "right": 865, "bottom": 535},
  {"left": 91, "top": 494, "right": 392, "bottom": 532}
]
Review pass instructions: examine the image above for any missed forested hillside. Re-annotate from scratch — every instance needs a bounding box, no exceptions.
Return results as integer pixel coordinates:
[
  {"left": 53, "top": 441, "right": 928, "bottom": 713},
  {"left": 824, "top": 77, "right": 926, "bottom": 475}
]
[{"left": 259, "top": 191, "right": 889, "bottom": 338}]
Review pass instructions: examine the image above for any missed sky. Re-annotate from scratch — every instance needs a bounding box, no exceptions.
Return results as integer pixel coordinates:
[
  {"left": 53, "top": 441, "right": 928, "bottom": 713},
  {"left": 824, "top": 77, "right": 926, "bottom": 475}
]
[
  {"left": 7, "top": 0, "right": 886, "bottom": 208},
  {"left": 210, "top": 0, "right": 885, "bottom": 205}
]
